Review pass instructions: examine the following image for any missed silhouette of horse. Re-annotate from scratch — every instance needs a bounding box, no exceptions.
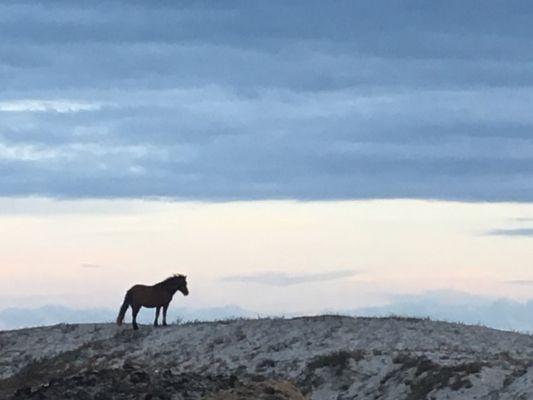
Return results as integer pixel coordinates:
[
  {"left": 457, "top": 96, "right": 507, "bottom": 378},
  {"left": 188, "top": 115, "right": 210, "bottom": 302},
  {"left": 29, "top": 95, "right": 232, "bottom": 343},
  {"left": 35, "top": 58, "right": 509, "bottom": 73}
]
[{"left": 116, "top": 274, "right": 189, "bottom": 330}]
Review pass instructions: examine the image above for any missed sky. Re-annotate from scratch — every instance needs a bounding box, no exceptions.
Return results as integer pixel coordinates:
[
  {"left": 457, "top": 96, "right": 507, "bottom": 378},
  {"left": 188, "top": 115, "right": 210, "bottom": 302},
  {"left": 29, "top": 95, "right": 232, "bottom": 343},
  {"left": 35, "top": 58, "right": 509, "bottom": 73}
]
[{"left": 2, "top": 1, "right": 533, "bottom": 326}]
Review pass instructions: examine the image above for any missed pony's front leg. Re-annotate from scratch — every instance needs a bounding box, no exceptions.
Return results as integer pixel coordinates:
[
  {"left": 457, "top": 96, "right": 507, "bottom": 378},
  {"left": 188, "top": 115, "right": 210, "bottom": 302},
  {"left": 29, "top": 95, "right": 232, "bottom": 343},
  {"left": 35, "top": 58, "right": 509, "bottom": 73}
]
[
  {"left": 154, "top": 306, "right": 161, "bottom": 327},
  {"left": 163, "top": 304, "right": 169, "bottom": 326}
]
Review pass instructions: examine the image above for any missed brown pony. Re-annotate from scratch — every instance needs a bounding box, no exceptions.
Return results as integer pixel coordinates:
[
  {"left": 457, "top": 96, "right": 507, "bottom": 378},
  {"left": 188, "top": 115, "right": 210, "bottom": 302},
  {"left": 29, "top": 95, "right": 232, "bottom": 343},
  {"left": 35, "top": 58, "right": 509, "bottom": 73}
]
[{"left": 116, "top": 274, "right": 189, "bottom": 330}]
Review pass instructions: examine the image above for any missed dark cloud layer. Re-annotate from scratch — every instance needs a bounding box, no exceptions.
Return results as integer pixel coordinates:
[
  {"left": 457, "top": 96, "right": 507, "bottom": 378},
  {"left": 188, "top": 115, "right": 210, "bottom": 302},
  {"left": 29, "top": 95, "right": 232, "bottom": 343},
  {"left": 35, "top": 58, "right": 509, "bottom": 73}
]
[{"left": 1, "top": 1, "right": 533, "bottom": 201}]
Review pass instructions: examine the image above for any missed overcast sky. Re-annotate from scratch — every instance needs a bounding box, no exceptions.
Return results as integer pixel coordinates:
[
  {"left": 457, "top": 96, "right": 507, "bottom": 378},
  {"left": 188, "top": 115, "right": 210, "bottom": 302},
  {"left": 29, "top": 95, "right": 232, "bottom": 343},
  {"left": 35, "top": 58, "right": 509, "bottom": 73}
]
[
  {"left": 3, "top": 2, "right": 533, "bottom": 324},
  {"left": 2, "top": 1, "right": 533, "bottom": 201}
]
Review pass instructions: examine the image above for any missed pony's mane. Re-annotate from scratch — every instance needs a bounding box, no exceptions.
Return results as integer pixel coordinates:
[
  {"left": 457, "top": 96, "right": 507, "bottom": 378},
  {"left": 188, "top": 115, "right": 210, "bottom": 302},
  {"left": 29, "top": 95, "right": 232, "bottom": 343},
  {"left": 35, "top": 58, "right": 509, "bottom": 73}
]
[{"left": 157, "top": 274, "right": 185, "bottom": 286}]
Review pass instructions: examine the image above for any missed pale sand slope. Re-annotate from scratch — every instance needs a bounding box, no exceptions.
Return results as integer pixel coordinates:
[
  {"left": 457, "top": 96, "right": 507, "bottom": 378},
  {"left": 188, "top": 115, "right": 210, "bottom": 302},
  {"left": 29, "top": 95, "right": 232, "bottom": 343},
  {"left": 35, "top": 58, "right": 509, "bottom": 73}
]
[{"left": 2, "top": 316, "right": 533, "bottom": 399}]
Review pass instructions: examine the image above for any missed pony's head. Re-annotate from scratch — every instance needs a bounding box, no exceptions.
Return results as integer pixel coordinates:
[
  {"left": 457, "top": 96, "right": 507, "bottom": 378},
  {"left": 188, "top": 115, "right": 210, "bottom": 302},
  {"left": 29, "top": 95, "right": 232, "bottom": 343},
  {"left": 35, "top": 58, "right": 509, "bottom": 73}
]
[{"left": 169, "top": 274, "right": 189, "bottom": 296}]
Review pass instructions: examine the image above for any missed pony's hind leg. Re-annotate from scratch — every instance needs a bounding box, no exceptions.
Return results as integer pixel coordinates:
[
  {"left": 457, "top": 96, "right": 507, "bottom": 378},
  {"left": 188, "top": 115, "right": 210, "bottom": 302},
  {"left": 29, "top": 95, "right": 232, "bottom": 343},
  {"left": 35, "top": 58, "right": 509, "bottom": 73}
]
[
  {"left": 154, "top": 307, "right": 161, "bottom": 327},
  {"left": 132, "top": 304, "right": 141, "bottom": 330}
]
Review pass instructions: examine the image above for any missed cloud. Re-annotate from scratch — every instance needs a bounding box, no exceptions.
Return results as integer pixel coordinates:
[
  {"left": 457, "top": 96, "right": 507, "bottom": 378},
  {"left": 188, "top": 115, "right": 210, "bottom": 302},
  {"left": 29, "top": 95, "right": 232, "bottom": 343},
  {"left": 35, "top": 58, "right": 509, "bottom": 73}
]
[
  {"left": 0, "top": 100, "right": 101, "bottom": 113},
  {"left": 221, "top": 269, "right": 359, "bottom": 286},
  {"left": 2, "top": 2, "right": 533, "bottom": 201},
  {"left": 504, "top": 280, "right": 533, "bottom": 286},
  {"left": 80, "top": 263, "right": 106, "bottom": 269},
  {"left": 485, "top": 228, "right": 533, "bottom": 237}
]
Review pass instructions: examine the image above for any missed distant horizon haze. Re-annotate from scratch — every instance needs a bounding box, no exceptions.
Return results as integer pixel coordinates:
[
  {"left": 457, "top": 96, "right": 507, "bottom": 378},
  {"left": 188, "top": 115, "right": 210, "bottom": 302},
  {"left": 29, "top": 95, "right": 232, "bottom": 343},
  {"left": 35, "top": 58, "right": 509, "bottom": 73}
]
[{"left": 2, "top": 198, "right": 533, "bottom": 324}]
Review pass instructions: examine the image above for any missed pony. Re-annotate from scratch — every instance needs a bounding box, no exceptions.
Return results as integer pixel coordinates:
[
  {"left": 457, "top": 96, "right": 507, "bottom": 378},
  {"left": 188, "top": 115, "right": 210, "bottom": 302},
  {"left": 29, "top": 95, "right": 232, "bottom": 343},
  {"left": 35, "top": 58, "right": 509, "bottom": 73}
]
[{"left": 116, "top": 274, "right": 189, "bottom": 330}]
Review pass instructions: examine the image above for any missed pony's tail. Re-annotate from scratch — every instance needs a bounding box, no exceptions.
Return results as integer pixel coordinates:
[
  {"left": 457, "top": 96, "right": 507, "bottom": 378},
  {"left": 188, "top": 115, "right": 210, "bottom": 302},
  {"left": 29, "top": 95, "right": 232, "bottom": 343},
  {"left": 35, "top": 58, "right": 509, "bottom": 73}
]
[{"left": 116, "top": 292, "right": 131, "bottom": 326}]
